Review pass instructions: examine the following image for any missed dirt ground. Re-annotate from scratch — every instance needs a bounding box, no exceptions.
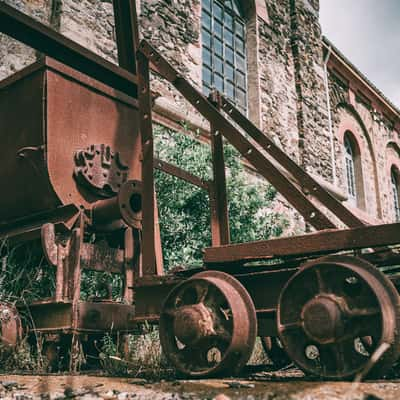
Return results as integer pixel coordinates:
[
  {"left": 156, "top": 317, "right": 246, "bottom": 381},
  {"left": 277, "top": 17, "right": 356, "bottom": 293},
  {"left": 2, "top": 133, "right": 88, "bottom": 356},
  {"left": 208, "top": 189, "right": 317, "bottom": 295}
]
[{"left": 0, "top": 369, "right": 399, "bottom": 400}]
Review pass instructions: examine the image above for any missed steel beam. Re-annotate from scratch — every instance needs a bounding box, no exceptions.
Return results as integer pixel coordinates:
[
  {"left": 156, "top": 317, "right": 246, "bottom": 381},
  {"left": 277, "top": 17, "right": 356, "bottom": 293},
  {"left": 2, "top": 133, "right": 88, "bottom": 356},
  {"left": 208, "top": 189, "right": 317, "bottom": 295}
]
[
  {"left": 204, "top": 222, "right": 400, "bottom": 264},
  {"left": 154, "top": 158, "right": 210, "bottom": 191},
  {"left": 209, "top": 92, "right": 230, "bottom": 246},
  {"left": 137, "top": 51, "right": 156, "bottom": 276},
  {"left": 113, "top": 0, "right": 140, "bottom": 73},
  {"left": 0, "top": 2, "right": 137, "bottom": 96}
]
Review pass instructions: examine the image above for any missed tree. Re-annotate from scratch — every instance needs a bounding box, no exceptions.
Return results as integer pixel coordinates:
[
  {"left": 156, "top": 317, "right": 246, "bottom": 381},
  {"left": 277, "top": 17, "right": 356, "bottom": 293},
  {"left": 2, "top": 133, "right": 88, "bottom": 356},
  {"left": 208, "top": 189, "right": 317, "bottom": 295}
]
[{"left": 154, "top": 124, "right": 287, "bottom": 269}]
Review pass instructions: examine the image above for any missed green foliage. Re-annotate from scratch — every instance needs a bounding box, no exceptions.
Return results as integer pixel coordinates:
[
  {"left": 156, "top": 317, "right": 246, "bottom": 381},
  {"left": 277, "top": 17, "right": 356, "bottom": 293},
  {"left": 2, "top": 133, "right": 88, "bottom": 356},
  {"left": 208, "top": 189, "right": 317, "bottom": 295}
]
[
  {"left": 0, "top": 240, "right": 55, "bottom": 304},
  {"left": 99, "top": 327, "right": 165, "bottom": 378},
  {"left": 0, "top": 336, "right": 49, "bottom": 373},
  {"left": 154, "top": 124, "right": 287, "bottom": 269}
]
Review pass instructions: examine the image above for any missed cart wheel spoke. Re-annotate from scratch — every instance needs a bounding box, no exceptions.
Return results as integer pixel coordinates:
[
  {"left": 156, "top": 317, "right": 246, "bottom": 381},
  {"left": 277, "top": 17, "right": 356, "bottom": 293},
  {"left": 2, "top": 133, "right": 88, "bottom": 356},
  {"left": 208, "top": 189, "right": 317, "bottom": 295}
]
[
  {"left": 277, "top": 255, "right": 400, "bottom": 379},
  {"left": 160, "top": 271, "right": 257, "bottom": 377}
]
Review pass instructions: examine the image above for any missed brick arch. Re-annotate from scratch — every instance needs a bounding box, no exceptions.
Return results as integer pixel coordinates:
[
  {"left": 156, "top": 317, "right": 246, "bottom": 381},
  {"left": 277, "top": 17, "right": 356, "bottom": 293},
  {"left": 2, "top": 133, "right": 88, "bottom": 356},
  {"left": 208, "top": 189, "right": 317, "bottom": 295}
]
[
  {"left": 385, "top": 142, "right": 400, "bottom": 185},
  {"left": 336, "top": 104, "right": 382, "bottom": 218},
  {"left": 386, "top": 141, "right": 400, "bottom": 160}
]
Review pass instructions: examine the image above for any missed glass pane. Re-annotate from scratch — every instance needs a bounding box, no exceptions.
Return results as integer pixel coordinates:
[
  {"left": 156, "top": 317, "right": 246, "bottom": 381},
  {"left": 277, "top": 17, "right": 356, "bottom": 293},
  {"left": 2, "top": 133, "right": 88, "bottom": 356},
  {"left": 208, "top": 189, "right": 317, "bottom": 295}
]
[
  {"left": 214, "top": 3, "right": 223, "bottom": 20},
  {"left": 203, "top": 48, "right": 212, "bottom": 66},
  {"left": 235, "top": 36, "right": 245, "bottom": 54},
  {"left": 226, "top": 80, "right": 234, "bottom": 99},
  {"left": 202, "top": 29, "right": 211, "bottom": 48},
  {"left": 225, "top": 63, "right": 234, "bottom": 80},
  {"left": 236, "top": 21, "right": 245, "bottom": 38},
  {"left": 203, "top": 11, "right": 212, "bottom": 30},
  {"left": 202, "top": 0, "right": 211, "bottom": 11},
  {"left": 203, "top": 66, "right": 212, "bottom": 85},
  {"left": 214, "top": 56, "right": 224, "bottom": 74},
  {"left": 214, "top": 38, "right": 223, "bottom": 56},
  {"left": 224, "top": 28, "right": 234, "bottom": 47},
  {"left": 215, "top": 21, "right": 223, "bottom": 38},
  {"left": 225, "top": 13, "right": 233, "bottom": 30},
  {"left": 225, "top": 45, "right": 234, "bottom": 64},
  {"left": 215, "top": 74, "right": 224, "bottom": 91},
  {"left": 232, "top": 0, "right": 241, "bottom": 16},
  {"left": 236, "top": 71, "right": 245, "bottom": 88},
  {"left": 224, "top": 0, "right": 232, "bottom": 8},
  {"left": 236, "top": 54, "right": 246, "bottom": 71},
  {"left": 203, "top": 84, "right": 211, "bottom": 96},
  {"left": 237, "top": 88, "right": 246, "bottom": 107}
]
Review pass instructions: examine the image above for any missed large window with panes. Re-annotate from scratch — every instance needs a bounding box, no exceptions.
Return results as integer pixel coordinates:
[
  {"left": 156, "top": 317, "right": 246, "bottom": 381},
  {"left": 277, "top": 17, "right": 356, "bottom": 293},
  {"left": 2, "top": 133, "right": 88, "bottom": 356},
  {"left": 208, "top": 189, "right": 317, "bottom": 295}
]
[{"left": 201, "top": 0, "right": 247, "bottom": 114}]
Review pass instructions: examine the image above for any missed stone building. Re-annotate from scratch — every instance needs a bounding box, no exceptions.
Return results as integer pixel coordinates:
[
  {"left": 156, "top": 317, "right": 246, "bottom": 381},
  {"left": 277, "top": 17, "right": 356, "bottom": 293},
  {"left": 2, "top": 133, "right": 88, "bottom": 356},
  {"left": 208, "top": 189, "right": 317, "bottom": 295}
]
[{"left": 1, "top": 0, "right": 399, "bottom": 230}]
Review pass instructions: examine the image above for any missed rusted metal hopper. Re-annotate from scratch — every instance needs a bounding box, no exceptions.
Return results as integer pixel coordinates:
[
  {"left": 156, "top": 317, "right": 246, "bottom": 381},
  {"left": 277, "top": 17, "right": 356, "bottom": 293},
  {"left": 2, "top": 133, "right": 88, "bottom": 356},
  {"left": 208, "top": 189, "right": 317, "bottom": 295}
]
[{"left": 0, "top": 57, "right": 141, "bottom": 238}]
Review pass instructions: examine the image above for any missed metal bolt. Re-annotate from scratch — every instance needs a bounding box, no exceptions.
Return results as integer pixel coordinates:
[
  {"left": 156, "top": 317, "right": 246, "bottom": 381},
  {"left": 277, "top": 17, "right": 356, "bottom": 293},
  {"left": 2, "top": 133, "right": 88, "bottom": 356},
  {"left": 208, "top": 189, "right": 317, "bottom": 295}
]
[{"left": 305, "top": 344, "right": 319, "bottom": 360}]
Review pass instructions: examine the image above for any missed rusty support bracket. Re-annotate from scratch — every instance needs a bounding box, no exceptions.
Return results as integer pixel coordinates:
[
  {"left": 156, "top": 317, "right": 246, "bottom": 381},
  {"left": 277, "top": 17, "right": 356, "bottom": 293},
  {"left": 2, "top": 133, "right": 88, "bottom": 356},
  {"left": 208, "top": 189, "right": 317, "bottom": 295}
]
[
  {"left": 137, "top": 50, "right": 157, "bottom": 276},
  {"left": 113, "top": 0, "right": 140, "bottom": 74},
  {"left": 209, "top": 91, "right": 230, "bottom": 246},
  {"left": 138, "top": 40, "right": 336, "bottom": 230},
  {"left": 154, "top": 158, "right": 210, "bottom": 191}
]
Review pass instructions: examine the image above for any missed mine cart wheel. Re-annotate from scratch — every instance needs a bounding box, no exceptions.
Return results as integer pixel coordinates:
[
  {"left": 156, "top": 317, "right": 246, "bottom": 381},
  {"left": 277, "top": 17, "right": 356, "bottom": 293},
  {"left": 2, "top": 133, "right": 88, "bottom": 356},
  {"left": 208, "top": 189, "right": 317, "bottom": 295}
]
[
  {"left": 159, "top": 270, "right": 257, "bottom": 377},
  {"left": 277, "top": 255, "right": 400, "bottom": 380},
  {"left": 261, "top": 336, "right": 292, "bottom": 369},
  {"left": 0, "top": 302, "right": 22, "bottom": 348}
]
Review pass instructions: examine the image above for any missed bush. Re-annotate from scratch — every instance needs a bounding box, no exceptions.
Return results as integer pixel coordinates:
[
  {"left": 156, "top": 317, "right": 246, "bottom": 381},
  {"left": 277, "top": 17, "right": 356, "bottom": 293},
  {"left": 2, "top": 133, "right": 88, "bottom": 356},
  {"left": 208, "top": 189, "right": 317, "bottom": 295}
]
[{"left": 154, "top": 124, "right": 287, "bottom": 269}]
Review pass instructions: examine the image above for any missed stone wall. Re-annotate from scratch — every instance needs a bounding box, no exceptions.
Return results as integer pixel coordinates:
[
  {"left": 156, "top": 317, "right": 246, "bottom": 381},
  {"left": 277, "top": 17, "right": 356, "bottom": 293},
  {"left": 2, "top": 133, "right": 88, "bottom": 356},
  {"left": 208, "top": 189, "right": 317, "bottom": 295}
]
[{"left": 329, "top": 68, "right": 400, "bottom": 224}]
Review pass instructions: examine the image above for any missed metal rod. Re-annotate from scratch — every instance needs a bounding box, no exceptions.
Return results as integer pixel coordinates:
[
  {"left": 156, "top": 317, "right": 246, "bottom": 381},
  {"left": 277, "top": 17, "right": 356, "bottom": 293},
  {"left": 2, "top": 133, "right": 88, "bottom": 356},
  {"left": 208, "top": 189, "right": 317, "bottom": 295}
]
[
  {"left": 209, "top": 91, "right": 230, "bottom": 246},
  {"left": 137, "top": 51, "right": 156, "bottom": 276}
]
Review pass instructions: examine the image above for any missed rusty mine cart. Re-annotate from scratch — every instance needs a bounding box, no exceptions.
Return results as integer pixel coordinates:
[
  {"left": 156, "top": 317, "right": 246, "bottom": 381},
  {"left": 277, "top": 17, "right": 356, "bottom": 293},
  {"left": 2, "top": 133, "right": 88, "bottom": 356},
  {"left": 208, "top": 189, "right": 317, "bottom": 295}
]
[{"left": 1, "top": 1, "right": 400, "bottom": 380}]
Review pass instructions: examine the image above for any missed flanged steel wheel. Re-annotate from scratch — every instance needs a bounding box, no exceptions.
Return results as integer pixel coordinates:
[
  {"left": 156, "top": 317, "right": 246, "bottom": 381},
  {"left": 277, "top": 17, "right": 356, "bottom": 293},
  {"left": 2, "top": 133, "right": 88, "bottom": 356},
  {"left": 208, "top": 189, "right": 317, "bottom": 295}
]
[
  {"left": 277, "top": 255, "right": 400, "bottom": 379},
  {"left": 0, "top": 302, "right": 22, "bottom": 348},
  {"left": 261, "top": 336, "right": 291, "bottom": 369},
  {"left": 159, "top": 270, "right": 257, "bottom": 377}
]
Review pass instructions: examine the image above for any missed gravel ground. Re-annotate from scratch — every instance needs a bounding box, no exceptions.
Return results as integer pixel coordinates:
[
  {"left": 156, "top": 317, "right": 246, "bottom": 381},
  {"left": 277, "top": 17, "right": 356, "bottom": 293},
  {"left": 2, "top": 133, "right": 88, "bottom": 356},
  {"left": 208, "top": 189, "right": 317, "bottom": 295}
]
[{"left": 0, "top": 369, "right": 400, "bottom": 400}]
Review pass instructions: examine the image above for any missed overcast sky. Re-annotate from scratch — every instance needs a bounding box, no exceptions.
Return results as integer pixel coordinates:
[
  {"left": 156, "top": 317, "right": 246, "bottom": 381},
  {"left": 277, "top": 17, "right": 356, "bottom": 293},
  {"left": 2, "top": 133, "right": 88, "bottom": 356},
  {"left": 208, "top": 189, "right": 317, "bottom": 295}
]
[{"left": 319, "top": 0, "right": 400, "bottom": 109}]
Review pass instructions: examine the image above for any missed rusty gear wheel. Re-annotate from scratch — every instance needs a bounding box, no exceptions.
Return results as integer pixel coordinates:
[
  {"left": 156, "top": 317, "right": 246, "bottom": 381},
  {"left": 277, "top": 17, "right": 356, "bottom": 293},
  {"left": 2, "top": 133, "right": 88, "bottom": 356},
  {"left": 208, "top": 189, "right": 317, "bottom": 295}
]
[
  {"left": 277, "top": 255, "right": 400, "bottom": 379},
  {"left": 159, "top": 270, "right": 257, "bottom": 377},
  {"left": 261, "top": 336, "right": 291, "bottom": 369},
  {"left": 0, "top": 302, "right": 22, "bottom": 348}
]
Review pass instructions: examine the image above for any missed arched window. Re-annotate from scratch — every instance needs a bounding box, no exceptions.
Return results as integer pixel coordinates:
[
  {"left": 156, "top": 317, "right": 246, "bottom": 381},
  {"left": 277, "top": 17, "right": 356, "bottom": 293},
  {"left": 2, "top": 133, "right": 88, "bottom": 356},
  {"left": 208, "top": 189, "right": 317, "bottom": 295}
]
[
  {"left": 344, "top": 134, "right": 357, "bottom": 200},
  {"left": 343, "top": 132, "right": 365, "bottom": 209},
  {"left": 201, "top": 0, "right": 247, "bottom": 114},
  {"left": 391, "top": 167, "right": 400, "bottom": 222}
]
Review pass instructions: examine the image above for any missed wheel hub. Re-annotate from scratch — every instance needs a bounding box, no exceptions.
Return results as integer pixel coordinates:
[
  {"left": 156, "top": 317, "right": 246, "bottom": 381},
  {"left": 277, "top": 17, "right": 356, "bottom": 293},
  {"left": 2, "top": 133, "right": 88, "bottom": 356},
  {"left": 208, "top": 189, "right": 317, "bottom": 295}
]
[
  {"left": 302, "top": 295, "right": 345, "bottom": 344},
  {"left": 173, "top": 303, "right": 215, "bottom": 346}
]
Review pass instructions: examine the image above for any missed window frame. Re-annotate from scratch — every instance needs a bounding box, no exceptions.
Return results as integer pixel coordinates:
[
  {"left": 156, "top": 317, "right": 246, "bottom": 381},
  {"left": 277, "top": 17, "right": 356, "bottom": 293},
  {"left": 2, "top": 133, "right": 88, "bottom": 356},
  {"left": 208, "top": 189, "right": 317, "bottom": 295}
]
[
  {"left": 201, "top": 0, "right": 248, "bottom": 114},
  {"left": 391, "top": 166, "right": 400, "bottom": 222},
  {"left": 344, "top": 134, "right": 357, "bottom": 202}
]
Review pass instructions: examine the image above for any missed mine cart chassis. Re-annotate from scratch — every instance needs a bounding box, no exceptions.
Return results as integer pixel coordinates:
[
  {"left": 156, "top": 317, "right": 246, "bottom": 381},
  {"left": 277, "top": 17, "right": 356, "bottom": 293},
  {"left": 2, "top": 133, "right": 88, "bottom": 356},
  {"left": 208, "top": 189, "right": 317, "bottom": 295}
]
[{"left": 1, "top": 0, "right": 400, "bottom": 379}]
